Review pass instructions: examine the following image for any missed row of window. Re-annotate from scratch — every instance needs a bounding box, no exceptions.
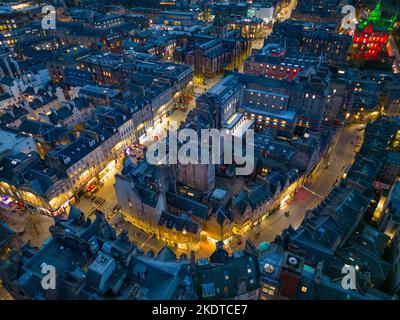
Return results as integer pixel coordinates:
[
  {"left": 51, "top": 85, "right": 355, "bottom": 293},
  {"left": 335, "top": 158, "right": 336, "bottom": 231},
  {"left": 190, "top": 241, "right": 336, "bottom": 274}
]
[{"left": 249, "top": 91, "right": 286, "bottom": 100}]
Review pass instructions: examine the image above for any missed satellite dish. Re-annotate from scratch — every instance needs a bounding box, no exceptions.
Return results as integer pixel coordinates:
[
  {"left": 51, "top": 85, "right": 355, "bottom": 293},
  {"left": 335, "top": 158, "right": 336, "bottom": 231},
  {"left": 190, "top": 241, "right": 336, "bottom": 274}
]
[{"left": 288, "top": 256, "right": 298, "bottom": 266}]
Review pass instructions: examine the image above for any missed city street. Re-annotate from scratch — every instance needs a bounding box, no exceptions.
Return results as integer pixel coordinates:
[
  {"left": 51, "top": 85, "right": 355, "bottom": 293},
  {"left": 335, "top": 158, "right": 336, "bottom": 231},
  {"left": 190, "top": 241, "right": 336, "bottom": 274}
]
[
  {"left": 0, "top": 0, "right": 361, "bottom": 285},
  {"left": 226, "top": 124, "right": 362, "bottom": 252},
  {"left": 0, "top": 124, "right": 361, "bottom": 298},
  {"left": 74, "top": 99, "right": 198, "bottom": 256},
  {"left": 1, "top": 0, "right": 399, "bottom": 302},
  {"left": 109, "top": 123, "right": 362, "bottom": 258},
  {"left": 75, "top": 90, "right": 362, "bottom": 258},
  {"left": 141, "top": 96, "right": 197, "bottom": 147},
  {"left": 193, "top": 74, "right": 223, "bottom": 97},
  {"left": 277, "top": 0, "right": 298, "bottom": 22}
]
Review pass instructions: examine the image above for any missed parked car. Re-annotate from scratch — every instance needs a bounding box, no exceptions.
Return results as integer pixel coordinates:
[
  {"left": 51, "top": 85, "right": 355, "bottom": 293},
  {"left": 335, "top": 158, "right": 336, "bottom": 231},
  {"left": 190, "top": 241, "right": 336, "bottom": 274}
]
[
  {"left": 112, "top": 204, "right": 121, "bottom": 212},
  {"left": 91, "top": 186, "right": 99, "bottom": 193}
]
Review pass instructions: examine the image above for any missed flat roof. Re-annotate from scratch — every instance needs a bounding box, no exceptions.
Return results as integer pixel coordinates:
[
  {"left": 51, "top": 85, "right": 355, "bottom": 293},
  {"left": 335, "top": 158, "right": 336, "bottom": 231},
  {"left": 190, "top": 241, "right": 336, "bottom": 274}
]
[{"left": 211, "top": 188, "right": 229, "bottom": 200}]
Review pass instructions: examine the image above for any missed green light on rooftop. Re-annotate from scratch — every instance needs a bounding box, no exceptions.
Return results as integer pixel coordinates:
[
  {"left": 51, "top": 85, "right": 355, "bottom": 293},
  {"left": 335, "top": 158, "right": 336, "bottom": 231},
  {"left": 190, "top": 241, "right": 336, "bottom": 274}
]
[{"left": 358, "top": 0, "right": 396, "bottom": 31}]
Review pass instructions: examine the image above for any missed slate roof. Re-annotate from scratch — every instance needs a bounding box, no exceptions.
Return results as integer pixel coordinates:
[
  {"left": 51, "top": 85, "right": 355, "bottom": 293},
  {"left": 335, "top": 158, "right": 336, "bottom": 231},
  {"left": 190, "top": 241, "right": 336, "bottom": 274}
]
[
  {"left": 128, "top": 253, "right": 194, "bottom": 299},
  {"left": 215, "top": 207, "right": 234, "bottom": 225},
  {"left": 0, "top": 106, "right": 28, "bottom": 126},
  {"left": 87, "top": 120, "right": 118, "bottom": 142},
  {"left": 47, "top": 135, "right": 99, "bottom": 169},
  {"left": 337, "top": 225, "right": 391, "bottom": 287},
  {"left": 248, "top": 183, "right": 272, "bottom": 210},
  {"left": 18, "top": 119, "right": 68, "bottom": 143},
  {"left": 21, "top": 162, "right": 63, "bottom": 196},
  {"left": 0, "top": 152, "right": 40, "bottom": 185},
  {"left": 157, "top": 246, "right": 177, "bottom": 262},
  {"left": 47, "top": 106, "right": 73, "bottom": 124},
  {"left": 232, "top": 183, "right": 272, "bottom": 216},
  {"left": 158, "top": 211, "right": 200, "bottom": 235},
  {"left": 284, "top": 187, "right": 370, "bottom": 264},
  {"left": 0, "top": 221, "right": 15, "bottom": 248},
  {"left": 166, "top": 192, "right": 210, "bottom": 220},
  {"left": 196, "top": 253, "right": 259, "bottom": 299}
]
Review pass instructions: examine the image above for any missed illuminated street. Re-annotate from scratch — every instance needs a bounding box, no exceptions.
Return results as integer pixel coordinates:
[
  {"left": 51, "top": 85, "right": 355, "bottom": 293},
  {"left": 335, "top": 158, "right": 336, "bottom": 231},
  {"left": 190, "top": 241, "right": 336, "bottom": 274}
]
[
  {"left": 227, "top": 124, "right": 362, "bottom": 252},
  {"left": 277, "top": 0, "right": 298, "bottom": 21},
  {"left": 74, "top": 98, "right": 197, "bottom": 255},
  {"left": 193, "top": 74, "right": 224, "bottom": 97},
  {"left": 125, "top": 123, "right": 363, "bottom": 258},
  {"left": 140, "top": 95, "right": 197, "bottom": 147},
  {"left": 0, "top": 0, "right": 399, "bottom": 303}
]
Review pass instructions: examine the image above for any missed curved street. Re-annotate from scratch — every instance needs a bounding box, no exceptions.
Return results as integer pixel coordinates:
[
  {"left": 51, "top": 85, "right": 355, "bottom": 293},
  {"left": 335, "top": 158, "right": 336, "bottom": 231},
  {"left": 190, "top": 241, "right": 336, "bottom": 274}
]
[
  {"left": 72, "top": 120, "right": 363, "bottom": 259},
  {"left": 227, "top": 124, "right": 363, "bottom": 253}
]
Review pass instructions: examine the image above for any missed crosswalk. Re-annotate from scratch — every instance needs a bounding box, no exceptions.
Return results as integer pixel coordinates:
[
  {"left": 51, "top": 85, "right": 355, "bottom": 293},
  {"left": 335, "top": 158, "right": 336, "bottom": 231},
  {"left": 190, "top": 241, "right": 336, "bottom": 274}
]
[
  {"left": 87, "top": 197, "right": 106, "bottom": 217},
  {"left": 94, "top": 197, "right": 105, "bottom": 206}
]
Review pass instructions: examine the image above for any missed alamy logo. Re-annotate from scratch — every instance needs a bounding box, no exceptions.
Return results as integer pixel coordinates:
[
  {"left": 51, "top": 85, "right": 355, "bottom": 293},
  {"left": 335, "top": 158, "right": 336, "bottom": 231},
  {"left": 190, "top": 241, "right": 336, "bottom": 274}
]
[
  {"left": 146, "top": 121, "right": 255, "bottom": 175},
  {"left": 341, "top": 5, "right": 357, "bottom": 30},
  {"left": 41, "top": 263, "right": 56, "bottom": 290},
  {"left": 41, "top": 5, "right": 56, "bottom": 30},
  {"left": 341, "top": 264, "right": 357, "bottom": 290}
]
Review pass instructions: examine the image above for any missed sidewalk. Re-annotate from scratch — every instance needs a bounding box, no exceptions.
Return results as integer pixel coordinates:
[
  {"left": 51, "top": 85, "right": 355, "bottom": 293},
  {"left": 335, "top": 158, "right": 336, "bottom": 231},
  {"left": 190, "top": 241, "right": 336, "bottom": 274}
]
[{"left": 0, "top": 209, "right": 26, "bottom": 233}]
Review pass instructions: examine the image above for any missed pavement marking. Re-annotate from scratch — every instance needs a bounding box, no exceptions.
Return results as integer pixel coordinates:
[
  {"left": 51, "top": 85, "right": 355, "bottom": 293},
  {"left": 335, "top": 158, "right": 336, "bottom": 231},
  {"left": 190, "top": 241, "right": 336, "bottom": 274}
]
[
  {"left": 139, "top": 234, "right": 154, "bottom": 249},
  {"left": 301, "top": 185, "right": 325, "bottom": 199}
]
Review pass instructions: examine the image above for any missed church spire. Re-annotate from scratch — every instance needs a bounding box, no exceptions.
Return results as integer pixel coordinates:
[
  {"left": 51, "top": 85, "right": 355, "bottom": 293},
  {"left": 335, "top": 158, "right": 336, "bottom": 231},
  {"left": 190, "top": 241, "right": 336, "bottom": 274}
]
[{"left": 368, "top": 0, "right": 382, "bottom": 22}]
